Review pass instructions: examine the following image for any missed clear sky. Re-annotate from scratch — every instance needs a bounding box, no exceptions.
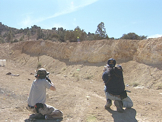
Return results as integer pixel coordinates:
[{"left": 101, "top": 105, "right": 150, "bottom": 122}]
[{"left": 0, "top": 0, "right": 162, "bottom": 38}]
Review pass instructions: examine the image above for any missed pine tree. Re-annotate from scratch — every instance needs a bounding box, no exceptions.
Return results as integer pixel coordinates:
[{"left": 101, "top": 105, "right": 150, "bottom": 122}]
[{"left": 95, "top": 22, "right": 107, "bottom": 39}]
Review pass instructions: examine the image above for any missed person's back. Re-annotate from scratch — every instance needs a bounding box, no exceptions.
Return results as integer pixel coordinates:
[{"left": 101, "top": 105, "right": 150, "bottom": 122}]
[
  {"left": 28, "top": 78, "right": 51, "bottom": 106},
  {"left": 27, "top": 68, "right": 56, "bottom": 108},
  {"left": 102, "top": 58, "right": 133, "bottom": 112},
  {"left": 104, "top": 66, "right": 125, "bottom": 95}
]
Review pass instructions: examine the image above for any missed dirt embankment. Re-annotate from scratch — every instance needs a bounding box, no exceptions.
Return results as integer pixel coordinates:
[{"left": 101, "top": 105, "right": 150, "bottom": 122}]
[
  {"left": 1, "top": 38, "right": 162, "bottom": 89},
  {"left": 0, "top": 38, "right": 162, "bottom": 90},
  {"left": 0, "top": 38, "right": 162, "bottom": 122},
  {"left": 5, "top": 37, "right": 162, "bottom": 65}
]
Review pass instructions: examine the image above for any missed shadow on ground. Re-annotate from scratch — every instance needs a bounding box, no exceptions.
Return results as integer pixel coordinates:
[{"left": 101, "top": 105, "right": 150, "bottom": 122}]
[
  {"left": 24, "top": 118, "right": 63, "bottom": 122},
  {"left": 106, "top": 108, "right": 138, "bottom": 122}
]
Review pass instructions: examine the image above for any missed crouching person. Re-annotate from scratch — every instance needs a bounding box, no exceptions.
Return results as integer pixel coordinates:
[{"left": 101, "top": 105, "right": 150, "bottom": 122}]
[
  {"left": 29, "top": 103, "right": 63, "bottom": 120},
  {"left": 27, "top": 68, "right": 56, "bottom": 111},
  {"left": 102, "top": 58, "right": 133, "bottom": 112}
]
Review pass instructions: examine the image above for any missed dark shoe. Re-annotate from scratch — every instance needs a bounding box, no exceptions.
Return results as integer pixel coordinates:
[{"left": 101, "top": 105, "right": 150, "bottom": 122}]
[
  {"left": 114, "top": 100, "right": 124, "bottom": 112},
  {"left": 105, "top": 99, "right": 112, "bottom": 109},
  {"left": 29, "top": 113, "right": 45, "bottom": 120}
]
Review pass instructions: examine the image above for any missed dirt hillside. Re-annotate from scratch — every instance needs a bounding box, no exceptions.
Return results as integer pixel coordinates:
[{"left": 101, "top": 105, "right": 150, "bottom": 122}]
[{"left": 0, "top": 39, "right": 162, "bottom": 122}]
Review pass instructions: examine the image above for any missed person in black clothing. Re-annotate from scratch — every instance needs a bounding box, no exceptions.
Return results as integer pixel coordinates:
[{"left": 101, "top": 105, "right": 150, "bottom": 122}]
[{"left": 102, "top": 58, "right": 133, "bottom": 112}]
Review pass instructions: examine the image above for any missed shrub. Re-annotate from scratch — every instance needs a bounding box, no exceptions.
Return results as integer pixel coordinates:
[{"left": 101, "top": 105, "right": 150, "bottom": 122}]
[
  {"left": 120, "top": 32, "right": 147, "bottom": 40},
  {"left": 37, "top": 62, "right": 42, "bottom": 69}
]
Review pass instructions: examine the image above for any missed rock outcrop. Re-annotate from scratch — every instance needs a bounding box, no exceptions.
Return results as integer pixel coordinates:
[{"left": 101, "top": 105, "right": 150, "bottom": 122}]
[
  {"left": 134, "top": 37, "right": 162, "bottom": 65},
  {"left": 1, "top": 37, "right": 162, "bottom": 66}
]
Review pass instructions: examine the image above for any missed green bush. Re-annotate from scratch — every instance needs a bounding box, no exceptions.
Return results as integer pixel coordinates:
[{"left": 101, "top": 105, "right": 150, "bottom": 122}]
[{"left": 120, "top": 32, "right": 147, "bottom": 40}]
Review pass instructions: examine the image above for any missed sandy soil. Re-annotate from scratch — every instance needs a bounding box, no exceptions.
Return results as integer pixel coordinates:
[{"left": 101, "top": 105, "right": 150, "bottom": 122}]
[{"left": 0, "top": 54, "right": 162, "bottom": 122}]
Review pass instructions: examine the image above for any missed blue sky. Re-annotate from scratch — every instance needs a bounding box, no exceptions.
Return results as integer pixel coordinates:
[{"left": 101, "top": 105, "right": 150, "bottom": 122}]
[{"left": 0, "top": 0, "right": 162, "bottom": 38}]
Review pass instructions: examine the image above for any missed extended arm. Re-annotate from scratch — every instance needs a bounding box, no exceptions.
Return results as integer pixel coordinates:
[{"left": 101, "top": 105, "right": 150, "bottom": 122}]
[{"left": 50, "top": 83, "right": 56, "bottom": 91}]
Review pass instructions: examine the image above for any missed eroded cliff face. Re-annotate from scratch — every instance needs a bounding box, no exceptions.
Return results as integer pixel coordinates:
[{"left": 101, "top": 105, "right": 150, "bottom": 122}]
[
  {"left": 2, "top": 37, "right": 162, "bottom": 66},
  {"left": 134, "top": 37, "right": 162, "bottom": 65}
]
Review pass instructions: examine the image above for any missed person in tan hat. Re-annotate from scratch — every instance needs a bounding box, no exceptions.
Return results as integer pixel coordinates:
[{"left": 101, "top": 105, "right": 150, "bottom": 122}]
[{"left": 27, "top": 68, "right": 56, "bottom": 110}]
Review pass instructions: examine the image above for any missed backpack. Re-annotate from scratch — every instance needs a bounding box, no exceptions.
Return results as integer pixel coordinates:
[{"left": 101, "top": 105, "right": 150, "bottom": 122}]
[
  {"left": 104, "top": 65, "right": 123, "bottom": 85},
  {"left": 104, "top": 65, "right": 127, "bottom": 99}
]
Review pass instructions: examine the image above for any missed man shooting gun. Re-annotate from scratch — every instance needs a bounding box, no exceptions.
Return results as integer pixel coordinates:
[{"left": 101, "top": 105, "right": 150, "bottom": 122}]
[
  {"left": 27, "top": 68, "right": 56, "bottom": 110},
  {"left": 102, "top": 58, "right": 133, "bottom": 112}
]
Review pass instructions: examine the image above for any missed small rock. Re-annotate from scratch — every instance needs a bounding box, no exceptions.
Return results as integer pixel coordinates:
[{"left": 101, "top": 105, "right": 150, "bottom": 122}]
[{"left": 6, "top": 72, "right": 12, "bottom": 75}]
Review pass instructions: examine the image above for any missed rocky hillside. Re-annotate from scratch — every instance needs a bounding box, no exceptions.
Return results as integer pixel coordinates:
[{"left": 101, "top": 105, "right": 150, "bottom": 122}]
[
  {"left": 1, "top": 37, "right": 161, "bottom": 66},
  {"left": 1, "top": 38, "right": 162, "bottom": 90}
]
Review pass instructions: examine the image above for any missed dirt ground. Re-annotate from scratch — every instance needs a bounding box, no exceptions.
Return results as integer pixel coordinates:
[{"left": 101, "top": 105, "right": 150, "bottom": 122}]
[{"left": 0, "top": 53, "right": 162, "bottom": 122}]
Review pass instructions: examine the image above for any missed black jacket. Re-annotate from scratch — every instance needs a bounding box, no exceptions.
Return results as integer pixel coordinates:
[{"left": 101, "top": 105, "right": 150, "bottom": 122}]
[{"left": 102, "top": 67, "right": 125, "bottom": 95}]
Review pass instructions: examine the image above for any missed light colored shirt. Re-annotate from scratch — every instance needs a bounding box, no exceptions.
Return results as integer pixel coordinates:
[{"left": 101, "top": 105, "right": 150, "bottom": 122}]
[{"left": 28, "top": 78, "right": 52, "bottom": 106}]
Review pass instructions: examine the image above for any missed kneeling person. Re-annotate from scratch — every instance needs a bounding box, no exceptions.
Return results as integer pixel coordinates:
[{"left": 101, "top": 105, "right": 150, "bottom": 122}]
[
  {"left": 27, "top": 68, "right": 56, "bottom": 111},
  {"left": 102, "top": 58, "right": 133, "bottom": 112}
]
